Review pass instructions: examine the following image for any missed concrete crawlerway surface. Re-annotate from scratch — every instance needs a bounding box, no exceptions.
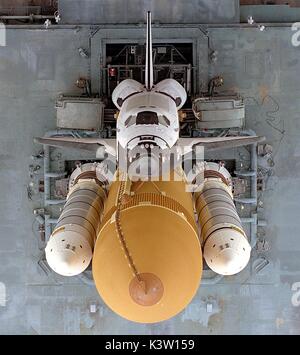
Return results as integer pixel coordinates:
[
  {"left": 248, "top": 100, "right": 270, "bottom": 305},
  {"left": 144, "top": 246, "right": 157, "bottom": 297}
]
[{"left": 0, "top": 25, "right": 300, "bottom": 334}]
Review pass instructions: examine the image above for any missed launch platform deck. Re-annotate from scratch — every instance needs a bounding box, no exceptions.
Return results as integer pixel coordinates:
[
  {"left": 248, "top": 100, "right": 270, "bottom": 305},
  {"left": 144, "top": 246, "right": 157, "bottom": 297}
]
[{"left": 0, "top": 18, "right": 300, "bottom": 334}]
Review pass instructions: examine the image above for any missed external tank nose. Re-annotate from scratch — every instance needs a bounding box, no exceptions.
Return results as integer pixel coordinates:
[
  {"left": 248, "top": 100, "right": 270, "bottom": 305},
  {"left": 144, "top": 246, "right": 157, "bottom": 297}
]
[{"left": 92, "top": 177, "right": 203, "bottom": 323}]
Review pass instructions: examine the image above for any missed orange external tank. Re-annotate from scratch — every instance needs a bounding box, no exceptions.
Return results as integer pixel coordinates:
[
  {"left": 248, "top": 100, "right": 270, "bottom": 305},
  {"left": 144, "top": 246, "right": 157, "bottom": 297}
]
[{"left": 92, "top": 171, "right": 202, "bottom": 323}]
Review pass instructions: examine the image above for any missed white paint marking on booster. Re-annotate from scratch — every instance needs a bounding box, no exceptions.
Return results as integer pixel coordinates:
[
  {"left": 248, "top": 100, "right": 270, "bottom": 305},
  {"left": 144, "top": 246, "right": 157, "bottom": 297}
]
[
  {"left": 0, "top": 282, "right": 6, "bottom": 307},
  {"left": 0, "top": 23, "right": 6, "bottom": 47},
  {"left": 291, "top": 22, "right": 300, "bottom": 47},
  {"left": 292, "top": 282, "right": 300, "bottom": 307}
]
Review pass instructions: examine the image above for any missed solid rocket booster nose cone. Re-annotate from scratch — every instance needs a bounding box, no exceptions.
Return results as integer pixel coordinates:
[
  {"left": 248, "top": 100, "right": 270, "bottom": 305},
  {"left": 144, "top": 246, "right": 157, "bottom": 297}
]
[
  {"left": 45, "top": 233, "right": 93, "bottom": 277},
  {"left": 205, "top": 247, "right": 251, "bottom": 276},
  {"left": 129, "top": 273, "right": 164, "bottom": 307},
  {"left": 203, "top": 229, "right": 251, "bottom": 276},
  {"left": 219, "top": 249, "right": 239, "bottom": 265},
  {"left": 49, "top": 252, "right": 77, "bottom": 274}
]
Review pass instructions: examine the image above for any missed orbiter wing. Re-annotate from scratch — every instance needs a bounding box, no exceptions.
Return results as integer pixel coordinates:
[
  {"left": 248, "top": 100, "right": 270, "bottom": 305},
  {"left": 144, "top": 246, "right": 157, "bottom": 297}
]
[
  {"left": 178, "top": 135, "right": 265, "bottom": 153},
  {"left": 34, "top": 137, "right": 116, "bottom": 157}
]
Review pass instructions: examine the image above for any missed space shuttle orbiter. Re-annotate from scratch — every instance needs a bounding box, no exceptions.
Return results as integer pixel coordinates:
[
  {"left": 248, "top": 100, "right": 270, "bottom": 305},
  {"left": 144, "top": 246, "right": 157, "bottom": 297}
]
[{"left": 35, "top": 12, "right": 264, "bottom": 323}]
